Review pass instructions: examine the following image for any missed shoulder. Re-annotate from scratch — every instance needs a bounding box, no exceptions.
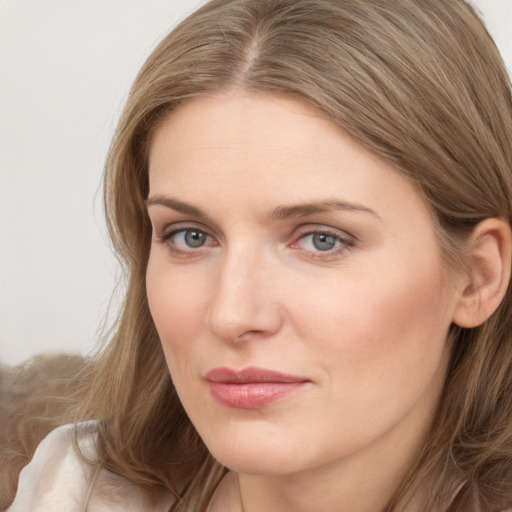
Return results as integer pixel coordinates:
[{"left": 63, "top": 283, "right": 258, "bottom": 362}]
[
  {"left": 6, "top": 422, "right": 168, "bottom": 512},
  {"left": 6, "top": 423, "right": 95, "bottom": 511}
]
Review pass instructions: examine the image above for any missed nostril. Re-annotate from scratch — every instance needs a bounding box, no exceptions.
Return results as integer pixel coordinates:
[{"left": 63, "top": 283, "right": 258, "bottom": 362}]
[{"left": 236, "top": 329, "right": 268, "bottom": 342}]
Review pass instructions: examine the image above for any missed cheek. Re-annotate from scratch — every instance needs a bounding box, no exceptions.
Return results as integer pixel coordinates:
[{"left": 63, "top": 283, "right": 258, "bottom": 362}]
[
  {"left": 146, "top": 260, "right": 223, "bottom": 426},
  {"left": 146, "top": 260, "right": 210, "bottom": 367},
  {"left": 293, "top": 254, "right": 454, "bottom": 403},
  {"left": 278, "top": 257, "right": 454, "bottom": 462}
]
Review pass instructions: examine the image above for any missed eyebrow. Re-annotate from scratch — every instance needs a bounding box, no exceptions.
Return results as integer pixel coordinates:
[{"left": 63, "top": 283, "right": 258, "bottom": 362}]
[
  {"left": 145, "top": 195, "right": 381, "bottom": 222},
  {"left": 268, "top": 200, "right": 381, "bottom": 221},
  {"left": 146, "top": 195, "right": 210, "bottom": 219}
]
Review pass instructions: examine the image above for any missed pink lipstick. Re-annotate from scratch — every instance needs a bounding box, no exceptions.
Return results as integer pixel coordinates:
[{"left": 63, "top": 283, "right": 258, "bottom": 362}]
[{"left": 205, "top": 366, "right": 309, "bottom": 409}]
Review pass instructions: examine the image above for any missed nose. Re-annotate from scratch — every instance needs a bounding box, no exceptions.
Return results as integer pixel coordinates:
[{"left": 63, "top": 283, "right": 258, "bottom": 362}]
[{"left": 206, "top": 250, "right": 283, "bottom": 343}]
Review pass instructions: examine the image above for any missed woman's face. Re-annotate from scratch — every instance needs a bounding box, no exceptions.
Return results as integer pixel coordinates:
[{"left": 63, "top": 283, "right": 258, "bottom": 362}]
[{"left": 146, "top": 92, "right": 459, "bottom": 478}]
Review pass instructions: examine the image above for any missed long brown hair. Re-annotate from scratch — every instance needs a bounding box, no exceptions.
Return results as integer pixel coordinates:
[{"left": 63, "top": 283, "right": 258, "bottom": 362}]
[
  {"left": 76, "top": 1, "right": 512, "bottom": 510},
  {"left": 0, "top": 354, "right": 85, "bottom": 509}
]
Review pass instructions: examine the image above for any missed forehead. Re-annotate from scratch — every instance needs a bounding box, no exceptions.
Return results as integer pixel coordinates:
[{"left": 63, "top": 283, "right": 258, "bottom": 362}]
[
  {"left": 147, "top": 91, "right": 431, "bottom": 226},
  {"left": 149, "top": 91, "right": 339, "bottom": 170}
]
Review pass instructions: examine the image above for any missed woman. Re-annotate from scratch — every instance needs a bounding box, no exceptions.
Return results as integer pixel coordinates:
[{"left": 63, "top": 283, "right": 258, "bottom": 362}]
[{"left": 6, "top": 0, "right": 512, "bottom": 510}]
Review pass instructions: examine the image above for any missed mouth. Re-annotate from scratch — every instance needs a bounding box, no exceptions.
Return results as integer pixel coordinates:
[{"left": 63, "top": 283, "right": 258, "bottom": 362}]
[{"left": 204, "top": 366, "right": 310, "bottom": 409}]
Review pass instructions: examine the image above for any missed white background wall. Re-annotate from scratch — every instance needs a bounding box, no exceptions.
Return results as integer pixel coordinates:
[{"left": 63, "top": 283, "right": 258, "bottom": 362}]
[{"left": 1, "top": 0, "right": 511, "bottom": 366}]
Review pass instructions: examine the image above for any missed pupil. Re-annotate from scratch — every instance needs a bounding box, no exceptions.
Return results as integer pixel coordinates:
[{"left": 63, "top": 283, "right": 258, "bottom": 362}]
[
  {"left": 185, "top": 230, "right": 206, "bottom": 248},
  {"left": 313, "top": 233, "right": 336, "bottom": 251}
]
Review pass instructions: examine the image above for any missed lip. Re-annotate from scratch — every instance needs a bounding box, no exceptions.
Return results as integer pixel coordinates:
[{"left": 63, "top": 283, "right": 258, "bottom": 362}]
[{"left": 205, "top": 366, "right": 310, "bottom": 409}]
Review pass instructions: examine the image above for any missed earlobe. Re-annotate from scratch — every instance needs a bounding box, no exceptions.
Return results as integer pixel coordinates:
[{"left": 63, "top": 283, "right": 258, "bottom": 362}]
[{"left": 453, "top": 218, "right": 512, "bottom": 328}]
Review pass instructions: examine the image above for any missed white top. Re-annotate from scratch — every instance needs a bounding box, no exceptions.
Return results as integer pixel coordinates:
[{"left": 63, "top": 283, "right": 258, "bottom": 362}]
[{"left": 6, "top": 424, "right": 173, "bottom": 512}]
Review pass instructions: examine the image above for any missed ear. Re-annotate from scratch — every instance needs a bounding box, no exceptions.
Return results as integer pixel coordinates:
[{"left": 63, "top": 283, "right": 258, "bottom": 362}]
[{"left": 453, "top": 218, "right": 512, "bottom": 328}]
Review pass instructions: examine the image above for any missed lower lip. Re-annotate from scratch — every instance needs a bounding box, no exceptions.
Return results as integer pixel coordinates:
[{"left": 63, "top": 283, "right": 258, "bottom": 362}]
[{"left": 208, "top": 382, "right": 307, "bottom": 409}]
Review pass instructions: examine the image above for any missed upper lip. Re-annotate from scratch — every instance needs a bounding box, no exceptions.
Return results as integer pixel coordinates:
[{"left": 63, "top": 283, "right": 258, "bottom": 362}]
[{"left": 205, "top": 366, "right": 309, "bottom": 384}]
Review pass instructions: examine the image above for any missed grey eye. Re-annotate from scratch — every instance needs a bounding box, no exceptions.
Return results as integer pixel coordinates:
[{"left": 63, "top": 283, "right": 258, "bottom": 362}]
[
  {"left": 311, "top": 233, "right": 338, "bottom": 251},
  {"left": 184, "top": 230, "right": 207, "bottom": 248}
]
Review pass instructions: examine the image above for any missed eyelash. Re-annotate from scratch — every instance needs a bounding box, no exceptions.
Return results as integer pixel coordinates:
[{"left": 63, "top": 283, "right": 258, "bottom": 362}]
[
  {"left": 155, "top": 224, "right": 354, "bottom": 260},
  {"left": 291, "top": 230, "right": 354, "bottom": 260},
  {"left": 157, "top": 224, "right": 217, "bottom": 257}
]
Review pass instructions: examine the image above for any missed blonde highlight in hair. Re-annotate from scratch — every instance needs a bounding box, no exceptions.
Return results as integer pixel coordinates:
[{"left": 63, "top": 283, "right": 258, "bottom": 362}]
[{"left": 75, "top": 1, "right": 512, "bottom": 510}]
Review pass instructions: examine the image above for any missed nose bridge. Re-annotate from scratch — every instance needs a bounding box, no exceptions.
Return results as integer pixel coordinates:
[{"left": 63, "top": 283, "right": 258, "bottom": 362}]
[{"left": 206, "top": 242, "right": 281, "bottom": 341}]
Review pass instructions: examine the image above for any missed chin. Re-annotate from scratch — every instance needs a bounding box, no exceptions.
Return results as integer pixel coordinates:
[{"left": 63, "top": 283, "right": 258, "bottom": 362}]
[
  {"left": 213, "top": 448, "right": 299, "bottom": 476},
  {"left": 185, "top": 410, "right": 292, "bottom": 473},
  {"left": 198, "top": 424, "right": 308, "bottom": 476}
]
